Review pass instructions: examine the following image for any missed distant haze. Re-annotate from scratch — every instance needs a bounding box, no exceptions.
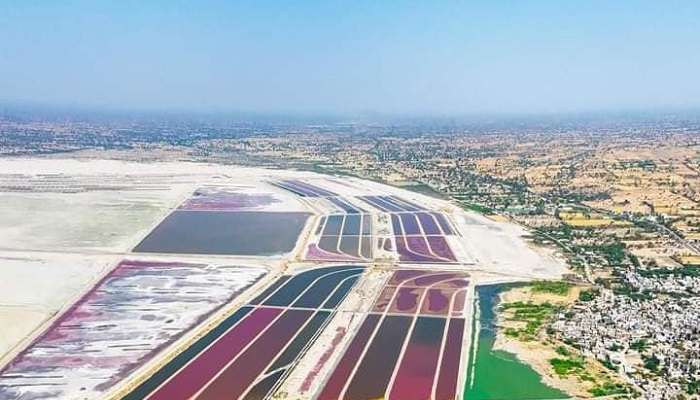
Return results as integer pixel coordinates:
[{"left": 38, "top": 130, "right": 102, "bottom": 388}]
[{"left": 1, "top": 1, "right": 699, "bottom": 115}]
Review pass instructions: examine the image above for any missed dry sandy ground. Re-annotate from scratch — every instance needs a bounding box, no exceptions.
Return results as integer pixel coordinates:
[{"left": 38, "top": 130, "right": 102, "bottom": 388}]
[{"left": 455, "top": 213, "right": 568, "bottom": 279}]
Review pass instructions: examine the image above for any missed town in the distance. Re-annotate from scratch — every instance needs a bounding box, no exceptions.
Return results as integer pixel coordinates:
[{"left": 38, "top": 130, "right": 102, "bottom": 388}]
[{"left": 1, "top": 110, "right": 699, "bottom": 400}]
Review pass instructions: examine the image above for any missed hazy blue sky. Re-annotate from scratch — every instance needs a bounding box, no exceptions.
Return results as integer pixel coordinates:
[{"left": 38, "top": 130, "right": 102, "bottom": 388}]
[{"left": 1, "top": 1, "right": 698, "bottom": 115}]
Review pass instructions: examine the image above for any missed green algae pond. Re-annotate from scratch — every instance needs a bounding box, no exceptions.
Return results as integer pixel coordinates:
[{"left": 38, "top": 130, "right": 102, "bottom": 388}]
[{"left": 465, "top": 284, "right": 569, "bottom": 400}]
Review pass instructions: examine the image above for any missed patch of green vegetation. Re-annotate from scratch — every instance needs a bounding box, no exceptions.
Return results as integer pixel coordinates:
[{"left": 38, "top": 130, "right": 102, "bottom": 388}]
[
  {"left": 643, "top": 354, "right": 661, "bottom": 372},
  {"left": 596, "top": 242, "right": 627, "bottom": 265},
  {"left": 500, "top": 301, "right": 559, "bottom": 341},
  {"left": 547, "top": 346, "right": 633, "bottom": 396},
  {"left": 601, "top": 358, "right": 618, "bottom": 371},
  {"left": 503, "top": 327, "right": 520, "bottom": 338},
  {"left": 629, "top": 253, "right": 641, "bottom": 268},
  {"left": 531, "top": 280, "right": 572, "bottom": 295},
  {"left": 549, "top": 356, "right": 585, "bottom": 376},
  {"left": 555, "top": 346, "right": 570, "bottom": 356},
  {"left": 639, "top": 266, "right": 700, "bottom": 278},
  {"left": 588, "top": 381, "right": 633, "bottom": 396},
  {"left": 578, "top": 288, "right": 599, "bottom": 302},
  {"left": 630, "top": 339, "right": 649, "bottom": 351},
  {"left": 607, "top": 343, "right": 622, "bottom": 351},
  {"left": 613, "top": 285, "right": 654, "bottom": 300},
  {"left": 578, "top": 372, "right": 595, "bottom": 382}
]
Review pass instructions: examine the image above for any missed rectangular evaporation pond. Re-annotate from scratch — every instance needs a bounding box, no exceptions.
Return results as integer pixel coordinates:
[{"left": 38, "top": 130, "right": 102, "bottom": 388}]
[
  {"left": 433, "top": 212, "right": 455, "bottom": 235},
  {"left": 317, "top": 314, "right": 381, "bottom": 400},
  {"left": 341, "top": 214, "right": 361, "bottom": 236},
  {"left": 390, "top": 317, "right": 446, "bottom": 400},
  {"left": 339, "top": 236, "right": 361, "bottom": 257},
  {"left": 391, "top": 214, "right": 404, "bottom": 235},
  {"left": 292, "top": 269, "right": 362, "bottom": 308},
  {"left": 328, "top": 196, "right": 361, "bottom": 214},
  {"left": 399, "top": 213, "right": 422, "bottom": 235},
  {"left": 361, "top": 214, "right": 371, "bottom": 235},
  {"left": 360, "top": 237, "right": 372, "bottom": 259},
  {"left": 416, "top": 212, "right": 441, "bottom": 235},
  {"left": 344, "top": 315, "right": 412, "bottom": 400},
  {"left": 383, "top": 196, "right": 420, "bottom": 212},
  {"left": 322, "top": 215, "right": 344, "bottom": 236},
  {"left": 133, "top": 211, "right": 310, "bottom": 256}
]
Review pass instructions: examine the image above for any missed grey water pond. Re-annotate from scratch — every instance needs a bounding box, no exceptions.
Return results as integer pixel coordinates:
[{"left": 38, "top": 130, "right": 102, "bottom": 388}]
[{"left": 133, "top": 211, "right": 310, "bottom": 256}]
